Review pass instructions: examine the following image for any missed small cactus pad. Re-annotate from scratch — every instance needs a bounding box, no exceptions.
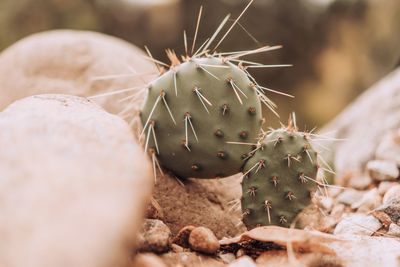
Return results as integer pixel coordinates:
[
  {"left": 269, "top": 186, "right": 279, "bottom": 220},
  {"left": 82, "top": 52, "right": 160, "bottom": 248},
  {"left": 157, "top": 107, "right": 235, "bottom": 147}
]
[
  {"left": 140, "top": 56, "right": 263, "bottom": 178},
  {"left": 241, "top": 127, "right": 318, "bottom": 229}
]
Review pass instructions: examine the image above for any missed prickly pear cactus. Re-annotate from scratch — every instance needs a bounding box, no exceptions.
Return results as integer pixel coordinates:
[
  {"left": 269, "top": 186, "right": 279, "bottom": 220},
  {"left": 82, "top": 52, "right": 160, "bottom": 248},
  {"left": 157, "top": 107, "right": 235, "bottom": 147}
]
[
  {"left": 241, "top": 124, "right": 319, "bottom": 228},
  {"left": 140, "top": 56, "right": 263, "bottom": 178}
]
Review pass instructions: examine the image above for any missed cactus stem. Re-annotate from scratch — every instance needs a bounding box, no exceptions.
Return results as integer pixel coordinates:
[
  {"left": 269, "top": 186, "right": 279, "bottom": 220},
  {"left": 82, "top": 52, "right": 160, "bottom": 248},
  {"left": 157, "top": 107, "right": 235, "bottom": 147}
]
[
  {"left": 279, "top": 215, "right": 287, "bottom": 224},
  {"left": 193, "top": 87, "right": 212, "bottom": 113},
  {"left": 263, "top": 200, "right": 272, "bottom": 223},
  {"left": 214, "top": 129, "right": 224, "bottom": 138},
  {"left": 226, "top": 141, "right": 258, "bottom": 146},
  {"left": 145, "top": 121, "right": 159, "bottom": 154},
  {"left": 255, "top": 159, "right": 265, "bottom": 173},
  {"left": 181, "top": 139, "right": 191, "bottom": 151},
  {"left": 221, "top": 104, "right": 229, "bottom": 115},
  {"left": 228, "top": 79, "right": 244, "bottom": 105},
  {"left": 241, "top": 160, "right": 262, "bottom": 179},
  {"left": 242, "top": 208, "right": 251, "bottom": 217},
  {"left": 271, "top": 176, "right": 279, "bottom": 187},
  {"left": 198, "top": 63, "right": 229, "bottom": 68},
  {"left": 247, "top": 186, "right": 257, "bottom": 196},
  {"left": 160, "top": 91, "right": 177, "bottom": 125},
  {"left": 286, "top": 191, "right": 296, "bottom": 201},
  {"left": 197, "top": 64, "right": 221, "bottom": 80},
  {"left": 140, "top": 95, "right": 161, "bottom": 139},
  {"left": 298, "top": 173, "right": 307, "bottom": 183}
]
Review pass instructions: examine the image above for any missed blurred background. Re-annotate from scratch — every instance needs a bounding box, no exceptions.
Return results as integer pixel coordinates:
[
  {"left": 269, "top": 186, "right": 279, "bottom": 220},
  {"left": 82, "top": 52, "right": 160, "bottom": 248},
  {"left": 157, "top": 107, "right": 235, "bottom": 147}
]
[{"left": 1, "top": 0, "right": 399, "bottom": 128}]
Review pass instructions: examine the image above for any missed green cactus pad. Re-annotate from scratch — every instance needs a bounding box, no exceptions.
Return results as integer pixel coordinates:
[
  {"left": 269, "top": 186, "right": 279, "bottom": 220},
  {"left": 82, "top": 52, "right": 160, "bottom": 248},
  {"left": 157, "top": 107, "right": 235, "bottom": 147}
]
[
  {"left": 140, "top": 56, "right": 263, "bottom": 178},
  {"left": 241, "top": 127, "right": 319, "bottom": 229}
]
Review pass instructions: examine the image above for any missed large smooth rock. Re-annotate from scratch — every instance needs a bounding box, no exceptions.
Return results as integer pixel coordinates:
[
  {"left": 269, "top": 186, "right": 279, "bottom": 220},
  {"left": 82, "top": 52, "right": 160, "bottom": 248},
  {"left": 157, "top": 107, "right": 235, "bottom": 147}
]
[
  {"left": 0, "top": 30, "right": 158, "bottom": 114},
  {"left": 322, "top": 68, "right": 400, "bottom": 176},
  {"left": 0, "top": 94, "right": 153, "bottom": 267}
]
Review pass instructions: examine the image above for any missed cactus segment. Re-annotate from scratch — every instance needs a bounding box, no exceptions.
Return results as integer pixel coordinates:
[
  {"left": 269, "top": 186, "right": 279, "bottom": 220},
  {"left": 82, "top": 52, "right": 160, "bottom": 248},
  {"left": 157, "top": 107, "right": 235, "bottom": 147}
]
[
  {"left": 140, "top": 56, "right": 263, "bottom": 178},
  {"left": 241, "top": 126, "right": 319, "bottom": 228}
]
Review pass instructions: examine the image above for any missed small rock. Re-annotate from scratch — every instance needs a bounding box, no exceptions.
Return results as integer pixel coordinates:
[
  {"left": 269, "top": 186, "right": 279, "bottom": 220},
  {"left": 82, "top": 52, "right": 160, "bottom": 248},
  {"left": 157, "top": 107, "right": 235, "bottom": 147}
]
[
  {"left": 146, "top": 197, "right": 164, "bottom": 220},
  {"left": 376, "top": 130, "right": 400, "bottom": 165},
  {"left": 319, "top": 197, "right": 334, "bottom": 212},
  {"left": 337, "top": 189, "right": 365, "bottom": 206},
  {"left": 374, "top": 198, "right": 400, "bottom": 224},
  {"left": 383, "top": 185, "right": 400, "bottom": 204},
  {"left": 170, "top": 244, "right": 184, "bottom": 253},
  {"left": 219, "top": 253, "right": 236, "bottom": 264},
  {"left": 378, "top": 182, "right": 398, "bottom": 195},
  {"left": 334, "top": 214, "right": 382, "bottom": 236},
  {"left": 162, "top": 252, "right": 225, "bottom": 267},
  {"left": 172, "top": 225, "right": 195, "bottom": 248},
  {"left": 188, "top": 227, "right": 220, "bottom": 254},
  {"left": 139, "top": 219, "right": 172, "bottom": 253},
  {"left": 235, "top": 248, "right": 246, "bottom": 258},
  {"left": 387, "top": 223, "right": 400, "bottom": 237},
  {"left": 131, "top": 253, "right": 167, "bottom": 267},
  {"left": 351, "top": 188, "right": 381, "bottom": 212},
  {"left": 228, "top": 256, "right": 257, "bottom": 267},
  {"left": 349, "top": 175, "right": 372, "bottom": 190},
  {"left": 367, "top": 160, "right": 399, "bottom": 181}
]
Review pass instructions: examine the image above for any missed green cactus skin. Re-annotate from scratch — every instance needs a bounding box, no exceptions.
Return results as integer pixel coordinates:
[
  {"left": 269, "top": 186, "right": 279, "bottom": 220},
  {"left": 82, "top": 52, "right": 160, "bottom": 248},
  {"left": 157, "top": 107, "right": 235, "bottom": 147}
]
[
  {"left": 140, "top": 56, "right": 263, "bottom": 179},
  {"left": 241, "top": 127, "right": 319, "bottom": 229}
]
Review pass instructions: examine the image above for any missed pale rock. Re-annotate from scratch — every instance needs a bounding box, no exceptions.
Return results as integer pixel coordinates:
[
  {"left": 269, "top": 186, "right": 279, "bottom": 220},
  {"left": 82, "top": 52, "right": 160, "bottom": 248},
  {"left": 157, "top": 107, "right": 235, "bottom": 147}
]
[
  {"left": 228, "top": 256, "right": 257, "bottom": 267},
  {"left": 367, "top": 160, "right": 399, "bottom": 181},
  {"left": 378, "top": 181, "right": 398, "bottom": 196},
  {"left": 351, "top": 188, "right": 381, "bottom": 211},
  {"left": 0, "top": 94, "right": 153, "bottom": 267},
  {"left": 383, "top": 184, "right": 400, "bottom": 204},
  {"left": 376, "top": 130, "right": 400, "bottom": 165},
  {"left": 334, "top": 214, "right": 382, "bottom": 236},
  {"left": 337, "top": 189, "right": 365, "bottom": 206},
  {"left": 131, "top": 253, "right": 167, "bottom": 267},
  {"left": 349, "top": 175, "right": 372, "bottom": 190},
  {"left": 138, "top": 219, "right": 172, "bottom": 253},
  {"left": 387, "top": 223, "right": 400, "bottom": 237}
]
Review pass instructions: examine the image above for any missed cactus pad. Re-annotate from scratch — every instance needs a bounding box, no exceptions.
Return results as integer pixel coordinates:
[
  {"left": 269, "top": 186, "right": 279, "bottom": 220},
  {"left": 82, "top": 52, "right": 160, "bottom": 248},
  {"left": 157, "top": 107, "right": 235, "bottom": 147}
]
[
  {"left": 241, "top": 126, "right": 319, "bottom": 228},
  {"left": 140, "top": 56, "right": 263, "bottom": 178}
]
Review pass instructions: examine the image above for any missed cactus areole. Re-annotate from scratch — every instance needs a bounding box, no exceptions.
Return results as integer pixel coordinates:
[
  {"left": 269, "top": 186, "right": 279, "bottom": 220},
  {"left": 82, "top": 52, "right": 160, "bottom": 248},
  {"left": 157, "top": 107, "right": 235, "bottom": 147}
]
[
  {"left": 140, "top": 56, "right": 263, "bottom": 178},
  {"left": 241, "top": 125, "right": 319, "bottom": 228}
]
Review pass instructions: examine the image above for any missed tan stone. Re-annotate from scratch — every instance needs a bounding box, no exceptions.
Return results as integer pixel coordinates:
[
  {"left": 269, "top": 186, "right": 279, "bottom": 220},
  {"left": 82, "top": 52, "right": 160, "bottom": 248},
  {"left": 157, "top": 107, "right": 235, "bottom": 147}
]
[{"left": 0, "top": 95, "right": 153, "bottom": 267}]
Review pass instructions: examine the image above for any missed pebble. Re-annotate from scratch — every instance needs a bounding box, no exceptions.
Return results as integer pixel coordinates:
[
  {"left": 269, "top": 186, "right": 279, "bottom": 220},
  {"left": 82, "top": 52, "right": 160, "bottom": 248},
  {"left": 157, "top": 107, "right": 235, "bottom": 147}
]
[
  {"left": 139, "top": 219, "right": 172, "bottom": 253},
  {"left": 146, "top": 197, "right": 164, "bottom": 220},
  {"left": 378, "top": 182, "right": 398, "bottom": 196},
  {"left": 170, "top": 244, "right": 184, "bottom": 253},
  {"left": 172, "top": 225, "right": 195, "bottom": 248},
  {"left": 387, "top": 223, "right": 400, "bottom": 237},
  {"left": 349, "top": 175, "right": 372, "bottom": 190},
  {"left": 228, "top": 256, "right": 257, "bottom": 267},
  {"left": 351, "top": 188, "right": 381, "bottom": 212},
  {"left": 383, "top": 184, "right": 400, "bottom": 204},
  {"left": 337, "top": 189, "right": 365, "bottom": 206},
  {"left": 319, "top": 197, "right": 334, "bottom": 212},
  {"left": 375, "top": 130, "right": 400, "bottom": 165},
  {"left": 131, "top": 253, "right": 167, "bottom": 267},
  {"left": 188, "top": 227, "right": 220, "bottom": 254},
  {"left": 367, "top": 160, "right": 399, "bottom": 181},
  {"left": 375, "top": 198, "right": 400, "bottom": 224},
  {"left": 333, "top": 214, "right": 382, "bottom": 236},
  {"left": 219, "top": 253, "right": 236, "bottom": 264}
]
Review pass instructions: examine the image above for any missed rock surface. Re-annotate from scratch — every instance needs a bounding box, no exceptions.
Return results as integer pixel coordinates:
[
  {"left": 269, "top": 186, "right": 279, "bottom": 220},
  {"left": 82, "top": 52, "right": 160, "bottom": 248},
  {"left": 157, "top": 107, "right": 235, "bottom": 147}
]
[
  {"left": 138, "top": 219, "right": 172, "bottom": 253},
  {"left": 0, "top": 94, "right": 152, "bottom": 267},
  {"left": 322, "top": 68, "right": 400, "bottom": 176},
  {"left": 367, "top": 160, "right": 399, "bottom": 181},
  {"left": 188, "top": 227, "right": 220, "bottom": 254},
  {"left": 334, "top": 214, "right": 382, "bottom": 236},
  {"left": 0, "top": 30, "right": 157, "bottom": 114}
]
